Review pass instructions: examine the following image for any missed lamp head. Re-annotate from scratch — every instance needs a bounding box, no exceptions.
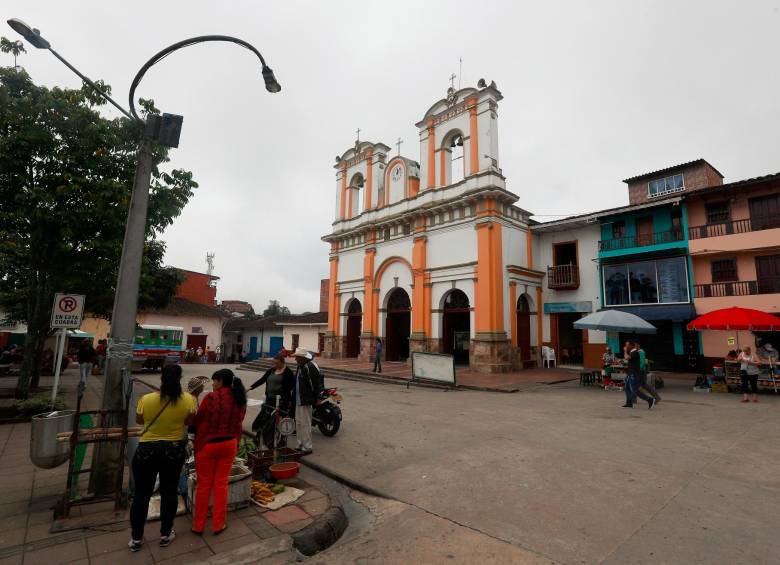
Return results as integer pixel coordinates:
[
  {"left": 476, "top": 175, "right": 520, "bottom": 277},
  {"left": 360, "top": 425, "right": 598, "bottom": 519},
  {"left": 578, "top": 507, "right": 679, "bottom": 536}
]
[
  {"left": 262, "top": 66, "right": 281, "bottom": 93},
  {"left": 7, "top": 18, "right": 50, "bottom": 49}
]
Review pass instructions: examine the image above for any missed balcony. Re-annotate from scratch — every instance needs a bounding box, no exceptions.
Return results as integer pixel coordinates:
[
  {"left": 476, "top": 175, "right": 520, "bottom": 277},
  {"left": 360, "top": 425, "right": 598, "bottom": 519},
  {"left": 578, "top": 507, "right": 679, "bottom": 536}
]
[
  {"left": 688, "top": 216, "right": 780, "bottom": 240},
  {"left": 547, "top": 264, "right": 580, "bottom": 290},
  {"left": 694, "top": 277, "right": 780, "bottom": 298},
  {"left": 598, "top": 229, "right": 684, "bottom": 252}
]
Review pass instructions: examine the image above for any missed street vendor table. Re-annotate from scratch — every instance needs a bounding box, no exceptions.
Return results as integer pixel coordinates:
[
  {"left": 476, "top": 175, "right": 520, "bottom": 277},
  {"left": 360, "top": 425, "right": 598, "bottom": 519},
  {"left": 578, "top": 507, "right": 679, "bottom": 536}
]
[{"left": 724, "top": 360, "right": 779, "bottom": 393}]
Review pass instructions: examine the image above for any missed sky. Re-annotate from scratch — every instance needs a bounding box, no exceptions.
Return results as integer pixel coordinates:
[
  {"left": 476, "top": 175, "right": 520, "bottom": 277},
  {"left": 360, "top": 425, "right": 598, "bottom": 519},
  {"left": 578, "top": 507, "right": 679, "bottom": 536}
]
[{"left": 4, "top": 1, "right": 780, "bottom": 312}]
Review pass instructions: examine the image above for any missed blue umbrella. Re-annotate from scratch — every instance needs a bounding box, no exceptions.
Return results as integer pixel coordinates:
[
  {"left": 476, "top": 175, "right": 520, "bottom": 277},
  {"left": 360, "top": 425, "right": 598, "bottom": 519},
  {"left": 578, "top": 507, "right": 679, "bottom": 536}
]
[{"left": 573, "top": 310, "right": 656, "bottom": 334}]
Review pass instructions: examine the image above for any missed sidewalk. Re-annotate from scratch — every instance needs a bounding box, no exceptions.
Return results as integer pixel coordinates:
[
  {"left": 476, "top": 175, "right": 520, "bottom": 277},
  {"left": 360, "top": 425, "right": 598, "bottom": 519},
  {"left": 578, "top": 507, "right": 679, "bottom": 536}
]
[
  {"left": 0, "top": 368, "right": 338, "bottom": 564},
  {"left": 314, "top": 356, "right": 581, "bottom": 391}
]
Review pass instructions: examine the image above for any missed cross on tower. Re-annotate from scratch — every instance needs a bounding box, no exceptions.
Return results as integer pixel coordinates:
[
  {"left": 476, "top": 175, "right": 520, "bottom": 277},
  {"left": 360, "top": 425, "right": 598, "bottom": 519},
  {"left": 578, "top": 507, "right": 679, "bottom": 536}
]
[
  {"left": 395, "top": 137, "right": 403, "bottom": 156},
  {"left": 449, "top": 73, "right": 457, "bottom": 89},
  {"left": 355, "top": 127, "right": 361, "bottom": 143}
]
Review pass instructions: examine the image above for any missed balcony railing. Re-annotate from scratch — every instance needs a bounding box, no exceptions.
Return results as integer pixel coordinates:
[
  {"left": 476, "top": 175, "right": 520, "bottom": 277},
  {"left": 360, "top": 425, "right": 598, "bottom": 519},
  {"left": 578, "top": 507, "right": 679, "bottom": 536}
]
[
  {"left": 694, "top": 277, "right": 780, "bottom": 298},
  {"left": 688, "top": 216, "right": 780, "bottom": 240},
  {"left": 598, "top": 229, "right": 684, "bottom": 252},
  {"left": 547, "top": 264, "right": 580, "bottom": 290}
]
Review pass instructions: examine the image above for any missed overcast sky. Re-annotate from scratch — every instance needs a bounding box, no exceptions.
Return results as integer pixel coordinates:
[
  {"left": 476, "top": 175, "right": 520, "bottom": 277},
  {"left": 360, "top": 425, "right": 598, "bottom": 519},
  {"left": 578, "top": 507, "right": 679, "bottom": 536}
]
[{"left": 5, "top": 1, "right": 779, "bottom": 312}]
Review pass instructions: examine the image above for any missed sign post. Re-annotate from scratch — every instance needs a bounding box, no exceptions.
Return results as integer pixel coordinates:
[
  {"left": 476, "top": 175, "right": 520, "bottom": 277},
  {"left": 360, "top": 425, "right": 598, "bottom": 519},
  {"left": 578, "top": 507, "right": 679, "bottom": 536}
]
[{"left": 50, "top": 294, "right": 86, "bottom": 406}]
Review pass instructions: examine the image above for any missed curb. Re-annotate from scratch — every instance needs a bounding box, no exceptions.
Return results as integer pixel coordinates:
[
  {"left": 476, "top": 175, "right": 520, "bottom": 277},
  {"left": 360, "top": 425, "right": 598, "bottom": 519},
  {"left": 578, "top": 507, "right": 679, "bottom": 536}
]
[
  {"left": 240, "top": 430, "right": 350, "bottom": 557},
  {"left": 297, "top": 456, "right": 395, "bottom": 501},
  {"left": 291, "top": 506, "right": 348, "bottom": 556}
]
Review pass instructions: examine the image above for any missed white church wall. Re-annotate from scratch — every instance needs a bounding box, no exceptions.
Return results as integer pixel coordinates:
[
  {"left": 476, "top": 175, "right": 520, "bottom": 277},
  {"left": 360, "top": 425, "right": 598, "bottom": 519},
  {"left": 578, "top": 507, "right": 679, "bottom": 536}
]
[
  {"left": 386, "top": 160, "right": 406, "bottom": 204},
  {"left": 426, "top": 224, "right": 476, "bottom": 269},
  {"left": 375, "top": 238, "right": 414, "bottom": 268},
  {"left": 337, "top": 248, "right": 364, "bottom": 283}
]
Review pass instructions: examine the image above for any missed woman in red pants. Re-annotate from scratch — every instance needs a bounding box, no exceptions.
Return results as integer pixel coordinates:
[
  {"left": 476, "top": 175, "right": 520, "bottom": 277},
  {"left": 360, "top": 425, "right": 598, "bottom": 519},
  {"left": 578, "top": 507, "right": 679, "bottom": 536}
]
[{"left": 192, "top": 369, "right": 247, "bottom": 535}]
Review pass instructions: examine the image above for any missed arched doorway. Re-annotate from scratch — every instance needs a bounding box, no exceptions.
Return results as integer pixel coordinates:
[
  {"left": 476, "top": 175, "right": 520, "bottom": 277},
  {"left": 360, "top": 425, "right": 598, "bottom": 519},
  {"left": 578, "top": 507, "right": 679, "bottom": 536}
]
[
  {"left": 516, "top": 295, "right": 532, "bottom": 362},
  {"left": 345, "top": 299, "right": 362, "bottom": 358},
  {"left": 385, "top": 288, "right": 411, "bottom": 362},
  {"left": 441, "top": 290, "right": 470, "bottom": 365}
]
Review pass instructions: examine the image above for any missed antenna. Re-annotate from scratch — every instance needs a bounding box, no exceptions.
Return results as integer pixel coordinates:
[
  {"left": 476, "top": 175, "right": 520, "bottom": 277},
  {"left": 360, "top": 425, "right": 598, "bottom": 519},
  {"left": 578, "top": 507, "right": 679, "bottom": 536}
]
[{"left": 206, "top": 252, "right": 215, "bottom": 277}]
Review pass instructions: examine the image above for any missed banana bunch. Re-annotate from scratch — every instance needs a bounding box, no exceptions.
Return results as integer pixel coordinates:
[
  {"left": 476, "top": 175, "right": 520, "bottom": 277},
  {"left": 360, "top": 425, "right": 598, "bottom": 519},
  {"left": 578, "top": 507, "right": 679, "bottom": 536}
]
[{"left": 251, "top": 481, "right": 275, "bottom": 504}]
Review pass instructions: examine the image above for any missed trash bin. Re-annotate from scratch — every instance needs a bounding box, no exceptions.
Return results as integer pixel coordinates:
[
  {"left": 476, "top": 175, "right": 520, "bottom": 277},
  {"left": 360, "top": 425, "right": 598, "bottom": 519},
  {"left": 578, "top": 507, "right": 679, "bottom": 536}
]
[{"left": 30, "top": 410, "right": 75, "bottom": 469}]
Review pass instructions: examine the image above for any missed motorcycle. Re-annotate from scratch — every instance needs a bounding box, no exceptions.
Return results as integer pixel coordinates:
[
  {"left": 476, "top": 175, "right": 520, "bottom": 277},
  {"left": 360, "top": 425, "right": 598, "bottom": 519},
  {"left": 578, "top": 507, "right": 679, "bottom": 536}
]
[{"left": 312, "top": 387, "right": 343, "bottom": 436}]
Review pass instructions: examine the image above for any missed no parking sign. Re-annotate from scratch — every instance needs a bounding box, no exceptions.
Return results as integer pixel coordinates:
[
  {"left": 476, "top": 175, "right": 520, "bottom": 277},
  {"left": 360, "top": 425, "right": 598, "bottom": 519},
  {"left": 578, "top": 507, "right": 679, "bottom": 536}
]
[{"left": 50, "top": 293, "right": 86, "bottom": 328}]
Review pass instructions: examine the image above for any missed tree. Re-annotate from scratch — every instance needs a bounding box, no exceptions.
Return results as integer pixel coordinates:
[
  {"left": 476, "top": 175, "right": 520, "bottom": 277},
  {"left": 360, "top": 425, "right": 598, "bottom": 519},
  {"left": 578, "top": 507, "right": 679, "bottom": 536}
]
[
  {"left": 0, "top": 38, "right": 25, "bottom": 69},
  {"left": 262, "top": 300, "right": 290, "bottom": 317},
  {"left": 0, "top": 51, "right": 197, "bottom": 398}
]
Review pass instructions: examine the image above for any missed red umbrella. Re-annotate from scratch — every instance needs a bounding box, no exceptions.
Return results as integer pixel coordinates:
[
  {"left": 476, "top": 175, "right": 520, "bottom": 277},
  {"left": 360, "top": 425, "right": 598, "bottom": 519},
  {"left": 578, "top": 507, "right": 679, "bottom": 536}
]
[{"left": 687, "top": 307, "right": 780, "bottom": 331}]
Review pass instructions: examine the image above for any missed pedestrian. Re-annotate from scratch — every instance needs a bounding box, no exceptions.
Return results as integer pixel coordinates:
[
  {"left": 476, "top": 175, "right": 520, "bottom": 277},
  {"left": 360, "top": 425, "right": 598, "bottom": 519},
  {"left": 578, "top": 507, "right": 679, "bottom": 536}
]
[
  {"left": 291, "top": 347, "right": 323, "bottom": 455},
  {"left": 95, "top": 339, "right": 107, "bottom": 373},
  {"left": 635, "top": 342, "right": 661, "bottom": 403},
  {"left": 128, "top": 364, "right": 195, "bottom": 552},
  {"left": 77, "top": 339, "right": 96, "bottom": 385},
  {"left": 373, "top": 338, "right": 383, "bottom": 373},
  {"left": 192, "top": 369, "right": 247, "bottom": 535},
  {"left": 622, "top": 341, "right": 655, "bottom": 409},
  {"left": 738, "top": 345, "right": 761, "bottom": 403},
  {"left": 249, "top": 354, "right": 294, "bottom": 449},
  {"left": 196, "top": 346, "right": 204, "bottom": 364}
]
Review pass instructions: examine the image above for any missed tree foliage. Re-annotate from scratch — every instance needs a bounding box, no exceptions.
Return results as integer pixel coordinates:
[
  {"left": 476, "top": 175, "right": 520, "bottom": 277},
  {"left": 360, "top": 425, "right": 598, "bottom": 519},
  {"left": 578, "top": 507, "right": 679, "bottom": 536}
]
[
  {"left": 262, "top": 300, "right": 290, "bottom": 317},
  {"left": 0, "top": 51, "right": 197, "bottom": 397}
]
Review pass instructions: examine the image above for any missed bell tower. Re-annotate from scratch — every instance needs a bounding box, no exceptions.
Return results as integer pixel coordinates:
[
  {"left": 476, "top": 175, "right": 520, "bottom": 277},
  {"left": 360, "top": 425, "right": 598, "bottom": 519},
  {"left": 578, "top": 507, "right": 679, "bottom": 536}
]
[{"left": 415, "top": 81, "right": 502, "bottom": 191}]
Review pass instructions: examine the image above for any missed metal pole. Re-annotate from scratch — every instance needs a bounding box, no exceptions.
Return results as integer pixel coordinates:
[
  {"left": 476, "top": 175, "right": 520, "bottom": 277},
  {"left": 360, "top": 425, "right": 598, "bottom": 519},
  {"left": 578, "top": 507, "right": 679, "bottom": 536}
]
[
  {"left": 50, "top": 328, "right": 67, "bottom": 407},
  {"left": 90, "top": 138, "right": 154, "bottom": 495}
]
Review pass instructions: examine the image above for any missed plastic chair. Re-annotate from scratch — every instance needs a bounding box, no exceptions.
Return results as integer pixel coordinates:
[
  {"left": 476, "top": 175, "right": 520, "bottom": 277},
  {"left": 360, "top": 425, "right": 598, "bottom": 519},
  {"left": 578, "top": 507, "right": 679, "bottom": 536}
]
[{"left": 542, "top": 346, "right": 556, "bottom": 368}]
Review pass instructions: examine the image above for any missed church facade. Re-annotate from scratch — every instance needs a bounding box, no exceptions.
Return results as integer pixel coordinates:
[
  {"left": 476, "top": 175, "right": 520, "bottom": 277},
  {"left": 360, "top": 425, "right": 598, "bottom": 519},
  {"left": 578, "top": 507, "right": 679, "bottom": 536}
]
[{"left": 322, "top": 83, "right": 543, "bottom": 373}]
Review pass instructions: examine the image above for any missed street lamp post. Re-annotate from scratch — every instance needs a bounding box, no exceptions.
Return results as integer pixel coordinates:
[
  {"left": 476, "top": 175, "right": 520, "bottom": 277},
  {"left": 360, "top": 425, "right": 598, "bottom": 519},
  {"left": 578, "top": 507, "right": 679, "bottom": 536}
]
[{"left": 8, "top": 18, "right": 281, "bottom": 496}]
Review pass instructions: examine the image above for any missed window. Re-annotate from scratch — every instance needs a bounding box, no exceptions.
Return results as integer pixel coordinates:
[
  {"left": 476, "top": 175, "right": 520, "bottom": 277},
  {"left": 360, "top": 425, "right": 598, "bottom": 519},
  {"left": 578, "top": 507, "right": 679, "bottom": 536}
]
[
  {"left": 291, "top": 334, "right": 300, "bottom": 350},
  {"left": 711, "top": 259, "right": 737, "bottom": 283},
  {"left": 705, "top": 202, "right": 730, "bottom": 224},
  {"left": 383, "top": 228, "right": 391, "bottom": 241},
  {"left": 749, "top": 194, "right": 780, "bottom": 231},
  {"left": 648, "top": 173, "right": 684, "bottom": 198},
  {"left": 603, "top": 257, "right": 689, "bottom": 306},
  {"left": 402, "top": 223, "right": 411, "bottom": 235},
  {"left": 611, "top": 221, "right": 626, "bottom": 240},
  {"left": 459, "top": 207, "right": 465, "bottom": 219},
  {"left": 670, "top": 210, "right": 683, "bottom": 238}
]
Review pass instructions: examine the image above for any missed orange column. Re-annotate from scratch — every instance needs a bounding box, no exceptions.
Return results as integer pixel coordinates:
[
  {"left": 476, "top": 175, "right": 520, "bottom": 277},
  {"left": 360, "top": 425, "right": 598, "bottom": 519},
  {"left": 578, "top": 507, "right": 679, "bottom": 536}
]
[
  {"left": 327, "top": 243, "right": 340, "bottom": 335},
  {"left": 365, "top": 149, "right": 374, "bottom": 210},
  {"left": 535, "top": 286, "right": 543, "bottom": 347},
  {"left": 474, "top": 220, "right": 505, "bottom": 334},
  {"left": 526, "top": 229, "right": 534, "bottom": 269},
  {"left": 411, "top": 235, "right": 428, "bottom": 337},
  {"left": 509, "top": 282, "right": 518, "bottom": 346},
  {"left": 339, "top": 164, "right": 347, "bottom": 220},
  {"left": 363, "top": 246, "right": 376, "bottom": 334},
  {"left": 427, "top": 123, "right": 436, "bottom": 189},
  {"left": 468, "top": 98, "right": 479, "bottom": 175}
]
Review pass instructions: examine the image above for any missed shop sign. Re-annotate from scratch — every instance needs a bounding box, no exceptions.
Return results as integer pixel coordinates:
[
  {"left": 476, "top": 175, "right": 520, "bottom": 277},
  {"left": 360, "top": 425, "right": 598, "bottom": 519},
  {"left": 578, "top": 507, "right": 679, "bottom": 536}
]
[
  {"left": 727, "top": 337, "right": 736, "bottom": 346},
  {"left": 191, "top": 326, "right": 204, "bottom": 334},
  {"left": 544, "top": 301, "right": 593, "bottom": 314}
]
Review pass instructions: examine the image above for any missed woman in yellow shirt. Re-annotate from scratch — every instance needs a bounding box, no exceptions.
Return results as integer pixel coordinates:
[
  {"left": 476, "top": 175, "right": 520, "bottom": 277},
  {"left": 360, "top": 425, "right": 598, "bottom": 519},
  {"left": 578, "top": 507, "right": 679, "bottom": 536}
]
[{"left": 128, "top": 364, "right": 196, "bottom": 553}]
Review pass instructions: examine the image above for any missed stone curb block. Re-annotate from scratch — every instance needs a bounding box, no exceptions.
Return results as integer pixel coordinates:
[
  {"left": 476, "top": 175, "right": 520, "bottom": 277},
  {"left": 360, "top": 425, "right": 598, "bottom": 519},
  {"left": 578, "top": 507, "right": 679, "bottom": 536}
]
[{"left": 291, "top": 505, "right": 348, "bottom": 556}]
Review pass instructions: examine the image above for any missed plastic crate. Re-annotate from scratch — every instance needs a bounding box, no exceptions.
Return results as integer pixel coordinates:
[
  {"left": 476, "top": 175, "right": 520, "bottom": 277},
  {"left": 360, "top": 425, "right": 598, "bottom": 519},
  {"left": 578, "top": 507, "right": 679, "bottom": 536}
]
[
  {"left": 186, "top": 462, "right": 251, "bottom": 513},
  {"left": 248, "top": 447, "right": 302, "bottom": 479}
]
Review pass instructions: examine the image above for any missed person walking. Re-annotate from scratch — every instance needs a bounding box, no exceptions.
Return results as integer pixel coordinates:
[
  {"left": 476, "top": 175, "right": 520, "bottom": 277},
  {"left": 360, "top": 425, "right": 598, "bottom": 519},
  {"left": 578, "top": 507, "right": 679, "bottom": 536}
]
[
  {"left": 249, "top": 354, "right": 294, "bottom": 449},
  {"left": 128, "top": 364, "right": 195, "bottom": 552},
  {"left": 292, "top": 347, "right": 323, "bottom": 455},
  {"left": 76, "top": 339, "right": 96, "bottom": 385},
  {"left": 373, "top": 338, "right": 383, "bottom": 373},
  {"left": 95, "top": 339, "right": 107, "bottom": 373},
  {"left": 635, "top": 342, "right": 661, "bottom": 403},
  {"left": 738, "top": 346, "right": 761, "bottom": 403},
  {"left": 192, "top": 369, "right": 247, "bottom": 535},
  {"left": 622, "top": 341, "right": 655, "bottom": 409}
]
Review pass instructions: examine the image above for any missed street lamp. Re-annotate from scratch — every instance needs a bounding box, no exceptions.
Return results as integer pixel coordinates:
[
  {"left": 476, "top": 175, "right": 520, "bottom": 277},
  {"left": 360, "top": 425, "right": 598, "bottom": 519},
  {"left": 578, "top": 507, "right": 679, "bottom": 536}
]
[{"left": 8, "top": 18, "right": 281, "bottom": 496}]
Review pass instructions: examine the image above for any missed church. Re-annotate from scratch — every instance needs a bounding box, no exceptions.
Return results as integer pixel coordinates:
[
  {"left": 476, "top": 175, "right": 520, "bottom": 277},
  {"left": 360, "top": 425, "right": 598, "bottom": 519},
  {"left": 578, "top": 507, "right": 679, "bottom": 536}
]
[{"left": 322, "top": 82, "right": 543, "bottom": 373}]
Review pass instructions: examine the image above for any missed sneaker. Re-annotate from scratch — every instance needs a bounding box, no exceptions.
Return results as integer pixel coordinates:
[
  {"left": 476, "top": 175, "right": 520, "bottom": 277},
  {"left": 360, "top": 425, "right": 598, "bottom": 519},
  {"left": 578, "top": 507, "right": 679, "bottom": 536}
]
[
  {"left": 159, "top": 530, "right": 176, "bottom": 548},
  {"left": 300, "top": 447, "right": 313, "bottom": 455},
  {"left": 648, "top": 398, "right": 656, "bottom": 410},
  {"left": 128, "top": 539, "right": 143, "bottom": 552},
  {"left": 621, "top": 404, "right": 633, "bottom": 408}
]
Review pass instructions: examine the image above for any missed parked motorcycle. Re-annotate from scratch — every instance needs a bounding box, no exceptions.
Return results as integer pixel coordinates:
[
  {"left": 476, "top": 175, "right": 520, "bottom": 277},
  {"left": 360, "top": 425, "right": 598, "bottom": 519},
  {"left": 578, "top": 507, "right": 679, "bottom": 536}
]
[{"left": 313, "top": 387, "right": 343, "bottom": 436}]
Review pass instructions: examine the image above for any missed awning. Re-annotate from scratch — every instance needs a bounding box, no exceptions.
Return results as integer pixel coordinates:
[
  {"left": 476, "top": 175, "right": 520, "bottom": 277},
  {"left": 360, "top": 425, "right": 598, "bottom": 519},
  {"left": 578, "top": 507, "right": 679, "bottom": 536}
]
[
  {"left": 606, "top": 304, "right": 696, "bottom": 322},
  {"left": 67, "top": 330, "right": 95, "bottom": 338}
]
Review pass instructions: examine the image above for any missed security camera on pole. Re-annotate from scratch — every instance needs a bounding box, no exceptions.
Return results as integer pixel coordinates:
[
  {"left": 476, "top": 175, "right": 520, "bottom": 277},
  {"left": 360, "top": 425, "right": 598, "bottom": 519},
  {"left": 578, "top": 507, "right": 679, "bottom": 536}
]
[{"left": 8, "top": 17, "right": 281, "bottom": 496}]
